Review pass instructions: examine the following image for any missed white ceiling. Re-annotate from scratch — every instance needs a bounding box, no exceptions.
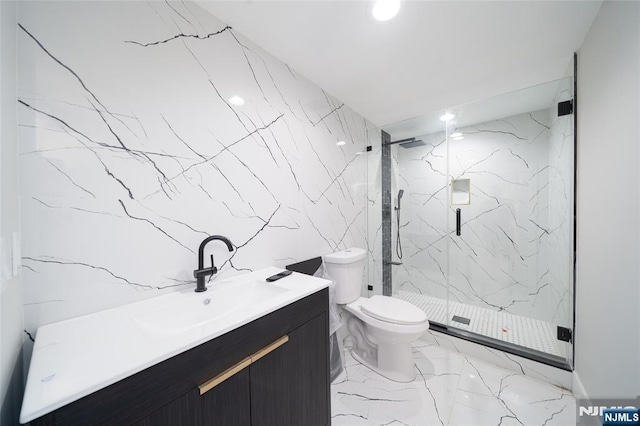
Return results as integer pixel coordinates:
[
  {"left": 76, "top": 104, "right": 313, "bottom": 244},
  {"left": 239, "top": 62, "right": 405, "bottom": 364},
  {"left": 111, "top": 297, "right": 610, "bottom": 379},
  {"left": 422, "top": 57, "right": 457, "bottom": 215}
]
[{"left": 197, "top": 1, "right": 601, "bottom": 128}]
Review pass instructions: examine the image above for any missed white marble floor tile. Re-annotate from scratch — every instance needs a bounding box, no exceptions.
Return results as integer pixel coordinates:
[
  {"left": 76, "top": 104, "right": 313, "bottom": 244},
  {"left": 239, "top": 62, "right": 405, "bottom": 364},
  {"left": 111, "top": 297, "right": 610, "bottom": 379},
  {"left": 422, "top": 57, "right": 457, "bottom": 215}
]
[
  {"left": 497, "top": 373, "right": 576, "bottom": 426},
  {"left": 449, "top": 390, "right": 522, "bottom": 426},
  {"left": 331, "top": 338, "right": 576, "bottom": 426}
]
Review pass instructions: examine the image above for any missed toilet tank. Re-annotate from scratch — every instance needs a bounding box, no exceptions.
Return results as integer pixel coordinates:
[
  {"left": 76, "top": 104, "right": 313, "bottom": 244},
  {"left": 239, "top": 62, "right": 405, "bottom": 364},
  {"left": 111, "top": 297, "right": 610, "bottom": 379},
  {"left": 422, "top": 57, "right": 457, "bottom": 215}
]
[{"left": 323, "top": 248, "right": 367, "bottom": 304}]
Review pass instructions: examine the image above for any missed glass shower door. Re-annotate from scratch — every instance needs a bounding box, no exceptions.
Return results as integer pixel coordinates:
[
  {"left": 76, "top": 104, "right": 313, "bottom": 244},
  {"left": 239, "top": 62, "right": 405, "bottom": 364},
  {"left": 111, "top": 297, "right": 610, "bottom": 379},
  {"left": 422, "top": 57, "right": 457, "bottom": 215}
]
[
  {"left": 379, "top": 77, "right": 575, "bottom": 368},
  {"left": 444, "top": 78, "right": 575, "bottom": 366}
]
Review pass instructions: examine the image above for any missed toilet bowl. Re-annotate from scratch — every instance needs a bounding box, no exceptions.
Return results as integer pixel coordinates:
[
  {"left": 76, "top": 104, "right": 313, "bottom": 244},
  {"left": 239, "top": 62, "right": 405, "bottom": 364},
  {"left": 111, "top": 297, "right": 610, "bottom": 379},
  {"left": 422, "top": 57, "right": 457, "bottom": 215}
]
[{"left": 323, "top": 248, "right": 429, "bottom": 382}]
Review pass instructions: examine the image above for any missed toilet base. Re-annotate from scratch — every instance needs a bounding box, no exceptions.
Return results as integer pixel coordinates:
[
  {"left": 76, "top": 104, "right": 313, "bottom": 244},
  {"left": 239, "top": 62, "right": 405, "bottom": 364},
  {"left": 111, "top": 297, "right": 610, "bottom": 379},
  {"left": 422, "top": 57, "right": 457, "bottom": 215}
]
[
  {"left": 342, "top": 297, "right": 429, "bottom": 383},
  {"left": 347, "top": 316, "right": 418, "bottom": 383},
  {"left": 350, "top": 348, "right": 417, "bottom": 382}
]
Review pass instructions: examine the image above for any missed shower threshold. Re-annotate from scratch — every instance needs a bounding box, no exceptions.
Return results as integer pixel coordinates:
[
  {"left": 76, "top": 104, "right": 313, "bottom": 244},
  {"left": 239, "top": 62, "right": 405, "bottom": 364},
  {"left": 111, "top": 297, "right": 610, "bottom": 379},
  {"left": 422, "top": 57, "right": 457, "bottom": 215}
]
[{"left": 395, "top": 291, "right": 572, "bottom": 371}]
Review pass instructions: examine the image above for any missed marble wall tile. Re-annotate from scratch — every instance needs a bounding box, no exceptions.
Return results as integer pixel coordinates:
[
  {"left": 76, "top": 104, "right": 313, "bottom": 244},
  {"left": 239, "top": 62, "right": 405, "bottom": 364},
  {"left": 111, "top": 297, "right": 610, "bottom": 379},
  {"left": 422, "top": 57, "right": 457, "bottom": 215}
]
[{"left": 17, "top": 1, "right": 378, "bottom": 340}]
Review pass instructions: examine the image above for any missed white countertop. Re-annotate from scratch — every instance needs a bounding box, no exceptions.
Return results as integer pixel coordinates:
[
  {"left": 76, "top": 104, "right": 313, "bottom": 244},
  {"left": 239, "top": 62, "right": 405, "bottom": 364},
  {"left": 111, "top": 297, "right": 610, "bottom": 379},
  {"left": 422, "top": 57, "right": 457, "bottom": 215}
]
[{"left": 20, "top": 267, "right": 330, "bottom": 423}]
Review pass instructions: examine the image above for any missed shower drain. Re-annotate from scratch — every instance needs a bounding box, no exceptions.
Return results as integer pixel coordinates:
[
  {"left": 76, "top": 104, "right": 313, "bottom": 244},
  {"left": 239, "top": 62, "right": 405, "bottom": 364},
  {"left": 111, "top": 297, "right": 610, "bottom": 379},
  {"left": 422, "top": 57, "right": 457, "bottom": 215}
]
[{"left": 451, "top": 315, "right": 471, "bottom": 325}]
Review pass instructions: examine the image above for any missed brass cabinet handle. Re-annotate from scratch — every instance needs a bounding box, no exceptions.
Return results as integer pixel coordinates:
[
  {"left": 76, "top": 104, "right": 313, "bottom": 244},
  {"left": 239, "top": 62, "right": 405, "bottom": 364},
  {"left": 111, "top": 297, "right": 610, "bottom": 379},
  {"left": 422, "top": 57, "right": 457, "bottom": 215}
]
[
  {"left": 250, "top": 335, "right": 289, "bottom": 363},
  {"left": 198, "top": 335, "right": 289, "bottom": 395},
  {"left": 198, "top": 357, "right": 251, "bottom": 395}
]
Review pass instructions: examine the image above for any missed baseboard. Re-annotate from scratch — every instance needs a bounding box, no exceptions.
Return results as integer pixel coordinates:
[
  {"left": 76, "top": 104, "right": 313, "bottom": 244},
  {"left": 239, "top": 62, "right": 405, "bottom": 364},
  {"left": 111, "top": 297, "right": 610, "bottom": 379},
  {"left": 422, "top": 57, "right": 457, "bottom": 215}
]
[
  {"left": 572, "top": 371, "right": 590, "bottom": 401},
  {"left": 573, "top": 371, "right": 602, "bottom": 426}
]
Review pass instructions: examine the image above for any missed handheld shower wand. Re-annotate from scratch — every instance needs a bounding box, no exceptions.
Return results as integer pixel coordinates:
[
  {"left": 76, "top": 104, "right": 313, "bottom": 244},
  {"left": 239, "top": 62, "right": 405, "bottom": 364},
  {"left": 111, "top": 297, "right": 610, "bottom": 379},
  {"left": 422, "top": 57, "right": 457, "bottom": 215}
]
[{"left": 395, "top": 190, "right": 404, "bottom": 259}]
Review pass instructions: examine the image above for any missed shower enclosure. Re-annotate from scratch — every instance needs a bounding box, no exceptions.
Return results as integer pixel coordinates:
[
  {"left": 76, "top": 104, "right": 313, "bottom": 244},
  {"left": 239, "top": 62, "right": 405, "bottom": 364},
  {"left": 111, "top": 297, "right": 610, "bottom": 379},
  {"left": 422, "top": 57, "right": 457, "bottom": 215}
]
[{"left": 370, "top": 76, "right": 575, "bottom": 369}]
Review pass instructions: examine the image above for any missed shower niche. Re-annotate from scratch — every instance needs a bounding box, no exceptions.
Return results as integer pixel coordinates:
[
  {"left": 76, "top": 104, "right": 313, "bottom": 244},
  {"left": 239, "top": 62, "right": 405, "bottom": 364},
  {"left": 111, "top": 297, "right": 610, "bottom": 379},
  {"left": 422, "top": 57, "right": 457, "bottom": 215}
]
[
  {"left": 450, "top": 179, "right": 470, "bottom": 205},
  {"left": 373, "top": 76, "right": 576, "bottom": 370}
]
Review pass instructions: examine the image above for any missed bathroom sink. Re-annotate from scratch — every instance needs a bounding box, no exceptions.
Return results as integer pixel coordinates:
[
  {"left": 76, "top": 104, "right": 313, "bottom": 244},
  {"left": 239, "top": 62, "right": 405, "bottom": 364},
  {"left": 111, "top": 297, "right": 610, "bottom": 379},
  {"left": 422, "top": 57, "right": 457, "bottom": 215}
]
[
  {"left": 20, "top": 267, "right": 330, "bottom": 424},
  {"left": 135, "top": 279, "right": 289, "bottom": 332}
]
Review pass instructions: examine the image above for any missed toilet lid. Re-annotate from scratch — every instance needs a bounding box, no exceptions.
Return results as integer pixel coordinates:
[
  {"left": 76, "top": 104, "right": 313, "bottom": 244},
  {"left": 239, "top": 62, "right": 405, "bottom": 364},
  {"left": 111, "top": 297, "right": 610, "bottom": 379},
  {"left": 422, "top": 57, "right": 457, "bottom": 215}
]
[{"left": 360, "top": 295, "right": 427, "bottom": 325}]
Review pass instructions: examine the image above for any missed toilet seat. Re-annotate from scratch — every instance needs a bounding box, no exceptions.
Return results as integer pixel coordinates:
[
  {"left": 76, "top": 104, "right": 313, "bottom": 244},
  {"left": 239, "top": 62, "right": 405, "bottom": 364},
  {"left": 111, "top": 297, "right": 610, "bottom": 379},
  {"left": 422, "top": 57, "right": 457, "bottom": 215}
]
[{"left": 360, "top": 295, "right": 427, "bottom": 325}]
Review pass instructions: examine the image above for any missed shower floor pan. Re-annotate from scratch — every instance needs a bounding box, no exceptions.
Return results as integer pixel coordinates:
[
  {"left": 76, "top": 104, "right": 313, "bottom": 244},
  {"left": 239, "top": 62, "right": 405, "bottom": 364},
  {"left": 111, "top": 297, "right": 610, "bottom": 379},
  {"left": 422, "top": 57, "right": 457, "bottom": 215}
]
[{"left": 395, "top": 291, "right": 565, "bottom": 358}]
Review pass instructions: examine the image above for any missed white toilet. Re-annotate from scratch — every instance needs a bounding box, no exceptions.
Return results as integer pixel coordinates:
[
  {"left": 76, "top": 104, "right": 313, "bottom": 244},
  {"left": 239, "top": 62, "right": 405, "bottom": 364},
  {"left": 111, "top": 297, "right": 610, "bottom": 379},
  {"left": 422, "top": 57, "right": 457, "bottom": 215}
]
[{"left": 323, "top": 248, "right": 429, "bottom": 382}]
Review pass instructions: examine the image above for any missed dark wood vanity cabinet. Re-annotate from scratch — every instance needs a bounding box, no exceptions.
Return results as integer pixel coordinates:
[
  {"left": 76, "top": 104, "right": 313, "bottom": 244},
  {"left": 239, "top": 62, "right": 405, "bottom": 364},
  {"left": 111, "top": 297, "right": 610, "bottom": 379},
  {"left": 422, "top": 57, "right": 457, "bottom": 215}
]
[
  {"left": 250, "top": 313, "right": 328, "bottom": 426},
  {"left": 31, "top": 288, "right": 330, "bottom": 426}
]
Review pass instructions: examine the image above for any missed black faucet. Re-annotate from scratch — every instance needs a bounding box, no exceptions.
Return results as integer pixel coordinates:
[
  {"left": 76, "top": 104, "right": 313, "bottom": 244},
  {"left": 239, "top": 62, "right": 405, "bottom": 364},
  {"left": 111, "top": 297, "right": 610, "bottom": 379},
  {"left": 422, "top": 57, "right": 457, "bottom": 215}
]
[{"left": 193, "top": 235, "right": 234, "bottom": 293}]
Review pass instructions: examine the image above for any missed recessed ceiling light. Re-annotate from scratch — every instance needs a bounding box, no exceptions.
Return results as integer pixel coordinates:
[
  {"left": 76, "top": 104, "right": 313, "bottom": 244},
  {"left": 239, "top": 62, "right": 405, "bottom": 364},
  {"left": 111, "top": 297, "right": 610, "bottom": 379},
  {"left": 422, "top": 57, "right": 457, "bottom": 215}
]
[
  {"left": 229, "top": 96, "right": 245, "bottom": 106},
  {"left": 372, "top": 0, "right": 401, "bottom": 21},
  {"left": 439, "top": 113, "right": 455, "bottom": 122},
  {"left": 453, "top": 136, "right": 464, "bottom": 141},
  {"left": 451, "top": 132, "right": 463, "bottom": 137},
  {"left": 336, "top": 141, "right": 347, "bottom": 146}
]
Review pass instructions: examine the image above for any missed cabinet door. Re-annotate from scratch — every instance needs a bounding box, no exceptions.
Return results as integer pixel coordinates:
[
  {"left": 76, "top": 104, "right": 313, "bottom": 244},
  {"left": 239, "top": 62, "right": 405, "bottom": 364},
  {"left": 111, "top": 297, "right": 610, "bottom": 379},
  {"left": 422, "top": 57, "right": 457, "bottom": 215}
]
[
  {"left": 199, "top": 367, "right": 251, "bottom": 426},
  {"left": 250, "top": 313, "right": 329, "bottom": 426},
  {"left": 133, "top": 389, "right": 199, "bottom": 426},
  {"left": 133, "top": 368, "right": 251, "bottom": 426}
]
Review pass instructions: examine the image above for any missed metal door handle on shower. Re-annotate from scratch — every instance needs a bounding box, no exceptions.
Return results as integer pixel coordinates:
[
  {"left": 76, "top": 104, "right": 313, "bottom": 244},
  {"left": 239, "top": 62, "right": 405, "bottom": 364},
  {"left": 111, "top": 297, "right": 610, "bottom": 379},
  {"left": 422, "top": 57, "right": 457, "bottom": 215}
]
[{"left": 456, "top": 208, "right": 461, "bottom": 236}]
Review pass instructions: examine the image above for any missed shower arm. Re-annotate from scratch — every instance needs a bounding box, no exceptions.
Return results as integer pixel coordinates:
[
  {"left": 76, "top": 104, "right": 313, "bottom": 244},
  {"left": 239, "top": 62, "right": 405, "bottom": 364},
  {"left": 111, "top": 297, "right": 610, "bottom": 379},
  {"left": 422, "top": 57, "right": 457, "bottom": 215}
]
[{"left": 387, "top": 137, "right": 415, "bottom": 146}]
